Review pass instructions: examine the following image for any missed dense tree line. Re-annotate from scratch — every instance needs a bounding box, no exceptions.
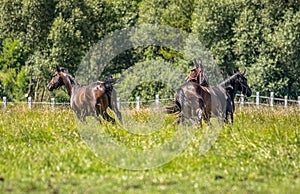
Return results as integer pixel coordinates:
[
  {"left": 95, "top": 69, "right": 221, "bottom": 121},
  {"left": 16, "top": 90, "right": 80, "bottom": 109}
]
[{"left": 0, "top": 0, "right": 299, "bottom": 102}]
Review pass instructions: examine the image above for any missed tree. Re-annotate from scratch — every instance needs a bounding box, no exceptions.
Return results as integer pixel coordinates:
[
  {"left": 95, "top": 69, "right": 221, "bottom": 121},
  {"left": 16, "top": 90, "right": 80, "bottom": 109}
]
[
  {"left": 192, "top": 0, "right": 244, "bottom": 75},
  {"left": 233, "top": 0, "right": 300, "bottom": 98},
  {"left": 0, "top": 38, "right": 29, "bottom": 100}
]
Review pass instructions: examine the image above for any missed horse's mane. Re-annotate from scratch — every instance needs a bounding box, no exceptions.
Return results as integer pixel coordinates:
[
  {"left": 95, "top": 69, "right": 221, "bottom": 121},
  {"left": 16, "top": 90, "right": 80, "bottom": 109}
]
[
  {"left": 68, "top": 74, "right": 78, "bottom": 86},
  {"left": 220, "top": 72, "right": 242, "bottom": 88},
  {"left": 60, "top": 67, "right": 79, "bottom": 86}
]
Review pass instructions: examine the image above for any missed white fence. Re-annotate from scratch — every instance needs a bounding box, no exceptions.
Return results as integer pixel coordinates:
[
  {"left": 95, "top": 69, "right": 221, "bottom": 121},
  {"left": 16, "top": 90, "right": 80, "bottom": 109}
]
[{"left": 2, "top": 92, "right": 300, "bottom": 111}]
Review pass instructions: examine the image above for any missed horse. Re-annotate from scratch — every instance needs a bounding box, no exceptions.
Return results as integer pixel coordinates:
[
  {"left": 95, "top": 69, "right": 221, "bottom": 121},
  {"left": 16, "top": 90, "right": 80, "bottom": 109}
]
[
  {"left": 166, "top": 60, "right": 211, "bottom": 126},
  {"left": 167, "top": 58, "right": 252, "bottom": 124},
  {"left": 167, "top": 82, "right": 208, "bottom": 127},
  {"left": 185, "top": 65, "right": 252, "bottom": 123},
  {"left": 212, "top": 70, "right": 252, "bottom": 122},
  {"left": 47, "top": 66, "right": 122, "bottom": 123},
  {"left": 185, "top": 58, "right": 209, "bottom": 87}
]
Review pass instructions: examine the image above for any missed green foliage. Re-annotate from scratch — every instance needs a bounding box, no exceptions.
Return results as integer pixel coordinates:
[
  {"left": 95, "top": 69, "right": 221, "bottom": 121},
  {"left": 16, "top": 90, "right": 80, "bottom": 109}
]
[
  {"left": 130, "top": 81, "right": 173, "bottom": 102},
  {"left": 232, "top": 0, "right": 300, "bottom": 97},
  {"left": 115, "top": 60, "right": 186, "bottom": 101},
  {"left": 192, "top": 0, "right": 243, "bottom": 74},
  {"left": 0, "top": 0, "right": 299, "bottom": 100},
  {"left": 136, "top": 0, "right": 195, "bottom": 69},
  {"left": 0, "top": 38, "right": 29, "bottom": 100}
]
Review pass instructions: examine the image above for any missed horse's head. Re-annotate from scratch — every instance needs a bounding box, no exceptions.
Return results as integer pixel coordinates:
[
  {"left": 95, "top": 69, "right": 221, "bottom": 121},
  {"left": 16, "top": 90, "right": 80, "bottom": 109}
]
[
  {"left": 47, "top": 66, "right": 68, "bottom": 91},
  {"left": 186, "top": 66, "right": 201, "bottom": 83},
  {"left": 93, "top": 81, "right": 107, "bottom": 99},
  {"left": 186, "top": 63, "right": 209, "bottom": 87},
  {"left": 236, "top": 70, "right": 252, "bottom": 97}
]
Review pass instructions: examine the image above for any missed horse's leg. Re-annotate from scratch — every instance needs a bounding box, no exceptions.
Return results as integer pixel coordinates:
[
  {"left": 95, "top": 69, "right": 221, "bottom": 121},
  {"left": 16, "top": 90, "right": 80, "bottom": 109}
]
[
  {"left": 231, "top": 101, "right": 235, "bottom": 123},
  {"left": 224, "top": 111, "right": 229, "bottom": 123},
  {"left": 172, "top": 111, "right": 182, "bottom": 125},
  {"left": 103, "top": 95, "right": 116, "bottom": 123},
  {"left": 196, "top": 108, "right": 203, "bottom": 128},
  {"left": 110, "top": 90, "right": 122, "bottom": 123},
  {"left": 72, "top": 102, "right": 86, "bottom": 123},
  {"left": 180, "top": 112, "right": 187, "bottom": 126}
]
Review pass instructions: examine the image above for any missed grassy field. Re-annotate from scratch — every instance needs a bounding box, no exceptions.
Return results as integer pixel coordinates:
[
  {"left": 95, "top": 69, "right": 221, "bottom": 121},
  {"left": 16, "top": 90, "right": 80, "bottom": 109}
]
[{"left": 0, "top": 105, "right": 299, "bottom": 193}]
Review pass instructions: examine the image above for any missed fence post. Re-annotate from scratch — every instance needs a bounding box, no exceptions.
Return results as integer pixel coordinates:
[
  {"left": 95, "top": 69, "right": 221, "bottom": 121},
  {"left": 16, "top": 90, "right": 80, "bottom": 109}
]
[
  {"left": 240, "top": 94, "right": 244, "bottom": 106},
  {"left": 3, "top": 96, "right": 7, "bottom": 109},
  {"left": 136, "top": 96, "right": 140, "bottom": 110},
  {"left": 284, "top": 96, "right": 288, "bottom": 108},
  {"left": 51, "top": 98, "right": 55, "bottom": 111},
  {"left": 256, "top": 92, "right": 260, "bottom": 106},
  {"left": 28, "top": 97, "right": 32, "bottom": 109},
  {"left": 117, "top": 97, "right": 120, "bottom": 110},
  {"left": 155, "top": 94, "right": 160, "bottom": 109},
  {"left": 298, "top": 96, "right": 300, "bottom": 108},
  {"left": 270, "top": 92, "right": 274, "bottom": 107}
]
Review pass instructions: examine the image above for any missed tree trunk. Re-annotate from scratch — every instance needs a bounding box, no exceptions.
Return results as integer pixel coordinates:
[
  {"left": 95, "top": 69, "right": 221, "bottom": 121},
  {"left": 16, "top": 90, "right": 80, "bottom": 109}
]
[
  {"left": 40, "top": 86, "right": 45, "bottom": 102},
  {"left": 26, "top": 76, "right": 33, "bottom": 98},
  {"left": 34, "top": 79, "right": 40, "bottom": 102}
]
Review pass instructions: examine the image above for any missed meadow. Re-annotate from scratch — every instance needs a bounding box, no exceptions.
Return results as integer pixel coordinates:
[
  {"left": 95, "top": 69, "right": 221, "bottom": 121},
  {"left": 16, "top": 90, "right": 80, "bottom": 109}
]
[{"left": 0, "top": 105, "right": 299, "bottom": 193}]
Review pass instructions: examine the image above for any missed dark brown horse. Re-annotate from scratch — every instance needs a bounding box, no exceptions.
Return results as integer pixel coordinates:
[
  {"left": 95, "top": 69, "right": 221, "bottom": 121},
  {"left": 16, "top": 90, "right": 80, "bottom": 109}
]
[
  {"left": 167, "top": 81, "right": 209, "bottom": 127},
  {"left": 186, "top": 66, "right": 252, "bottom": 123},
  {"left": 167, "top": 58, "right": 252, "bottom": 124},
  {"left": 47, "top": 66, "right": 122, "bottom": 123},
  {"left": 166, "top": 60, "right": 211, "bottom": 126}
]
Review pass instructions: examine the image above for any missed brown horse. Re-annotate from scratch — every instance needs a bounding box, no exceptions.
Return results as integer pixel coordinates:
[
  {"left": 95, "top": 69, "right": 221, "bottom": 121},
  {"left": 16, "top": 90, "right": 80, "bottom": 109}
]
[
  {"left": 167, "top": 57, "right": 252, "bottom": 124},
  {"left": 185, "top": 65, "right": 252, "bottom": 123},
  {"left": 47, "top": 66, "right": 122, "bottom": 123},
  {"left": 167, "top": 81, "right": 209, "bottom": 127},
  {"left": 185, "top": 59, "right": 209, "bottom": 87},
  {"left": 166, "top": 60, "right": 211, "bottom": 126}
]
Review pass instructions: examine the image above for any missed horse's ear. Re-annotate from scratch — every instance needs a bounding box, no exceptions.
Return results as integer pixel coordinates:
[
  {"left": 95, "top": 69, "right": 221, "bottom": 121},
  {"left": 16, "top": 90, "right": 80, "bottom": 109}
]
[
  {"left": 225, "top": 85, "right": 234, "bottom": 91},
  {"left": 192, "top": 58, "right": 202, "bottom": 68},
  {"left": 56, "top": 65, "right": 60, "bottom": 72},
  {"left": 242, "top": 68, "right": 246, "bottom": 75},
  {"left": 192, "top": 59, "right": 198, "bottom": 67}
]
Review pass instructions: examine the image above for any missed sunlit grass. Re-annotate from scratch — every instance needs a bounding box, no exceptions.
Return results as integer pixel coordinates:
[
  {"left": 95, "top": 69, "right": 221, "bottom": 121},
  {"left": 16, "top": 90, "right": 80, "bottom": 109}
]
[{"left": 0, "top": 105, "right": 299, "bottom": 193}]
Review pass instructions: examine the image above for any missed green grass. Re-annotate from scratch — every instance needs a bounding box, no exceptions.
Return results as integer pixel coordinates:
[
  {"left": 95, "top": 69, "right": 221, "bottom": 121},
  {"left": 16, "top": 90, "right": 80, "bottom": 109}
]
[{"left": 0, "top": 105, "right": 299, "bottom": 193}]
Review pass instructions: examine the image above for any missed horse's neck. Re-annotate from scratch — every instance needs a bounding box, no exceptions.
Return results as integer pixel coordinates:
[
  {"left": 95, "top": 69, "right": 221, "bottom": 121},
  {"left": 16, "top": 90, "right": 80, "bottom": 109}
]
[
  {"left": 197, "top": 74, "right": 201, "bottom": 85},
  {"left": 221, "top": 77, "right": 238, "bottom": 99},
  {"left": 62, "top": 74, "right": 78, "bottom": 97}
]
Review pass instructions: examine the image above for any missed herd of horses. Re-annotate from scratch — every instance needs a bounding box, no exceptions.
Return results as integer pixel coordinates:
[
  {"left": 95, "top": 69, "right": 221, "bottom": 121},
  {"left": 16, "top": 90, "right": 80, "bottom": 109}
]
[
  {"left": 166, "top": 60, "right": 252, "bottom": 126},
  {"left": 47, "top": 61, "right": 252, "bottom": 127}
]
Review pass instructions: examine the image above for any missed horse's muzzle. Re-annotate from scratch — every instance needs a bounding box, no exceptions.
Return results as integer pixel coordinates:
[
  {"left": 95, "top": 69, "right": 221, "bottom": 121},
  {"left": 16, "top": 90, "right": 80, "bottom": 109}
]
[
  {"left": 47, "top": 84, "right": 54, "bottom": 91},
  {"left": 246, "top": 88, "right": 252, "bottom": 97}
]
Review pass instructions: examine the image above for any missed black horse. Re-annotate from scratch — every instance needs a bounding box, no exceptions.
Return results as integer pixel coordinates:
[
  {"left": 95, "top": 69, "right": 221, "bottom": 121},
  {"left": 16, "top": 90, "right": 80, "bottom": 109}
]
[
  {"left": 212, "top": 70, "right": 252, "bottom": 122},
  {"left": 47, "top": 66, "right": 122, "bottom": 123}
]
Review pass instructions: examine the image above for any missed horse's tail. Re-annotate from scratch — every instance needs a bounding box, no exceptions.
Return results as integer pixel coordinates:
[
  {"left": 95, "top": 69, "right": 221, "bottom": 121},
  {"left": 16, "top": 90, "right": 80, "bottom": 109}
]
[{"left": 165, "top": 104, "right": 181, "bottom": 114}]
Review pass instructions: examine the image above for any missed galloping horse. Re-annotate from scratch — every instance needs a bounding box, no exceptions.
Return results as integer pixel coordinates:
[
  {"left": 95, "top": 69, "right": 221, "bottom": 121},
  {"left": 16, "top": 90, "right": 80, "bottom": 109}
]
[
  {"left": 167, "top": 59, "right": 252, "bottom": 124},
  {"left": 213, "top": 70, "right": 252, "bottom": 122},
  {"left": 186, "top": 66, "right": 252, "bottom": 123},
  {"left": 167, "top": 81, "right": 208, "bottom": 127},
  {"left": 166, "top": 60, "right": 211, "bottom": 126},
  {"left": 47, "top": 66, "right": 122, "bottom": 123}
]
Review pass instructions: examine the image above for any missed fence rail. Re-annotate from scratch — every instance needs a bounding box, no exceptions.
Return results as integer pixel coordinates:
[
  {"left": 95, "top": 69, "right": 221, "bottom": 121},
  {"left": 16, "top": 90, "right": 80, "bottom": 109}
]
[{"left": 2, "top": 92, "right": 300, "bottom": 111}]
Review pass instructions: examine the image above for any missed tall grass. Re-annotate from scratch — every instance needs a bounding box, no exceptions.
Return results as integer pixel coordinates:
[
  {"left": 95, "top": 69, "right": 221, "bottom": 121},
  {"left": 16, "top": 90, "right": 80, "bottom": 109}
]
[{"left": 0, "top": 105, "right": 299, "bottom": 193}]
